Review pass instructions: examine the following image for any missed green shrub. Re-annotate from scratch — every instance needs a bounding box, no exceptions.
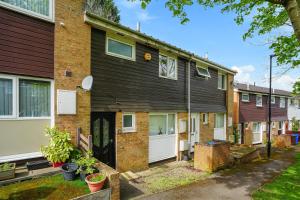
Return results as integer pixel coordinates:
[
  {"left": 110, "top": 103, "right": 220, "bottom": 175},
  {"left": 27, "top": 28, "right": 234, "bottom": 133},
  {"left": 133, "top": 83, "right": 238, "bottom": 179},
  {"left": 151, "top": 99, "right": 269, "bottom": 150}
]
[
  {"left": 76, "top": 150, "right": 97, "bottom": 175},
  {"left": 0, "top": 163, "right": 14, "bottom": 172},
  {"left": 41, "top": 127, "right": 73, "bottom": 163}
]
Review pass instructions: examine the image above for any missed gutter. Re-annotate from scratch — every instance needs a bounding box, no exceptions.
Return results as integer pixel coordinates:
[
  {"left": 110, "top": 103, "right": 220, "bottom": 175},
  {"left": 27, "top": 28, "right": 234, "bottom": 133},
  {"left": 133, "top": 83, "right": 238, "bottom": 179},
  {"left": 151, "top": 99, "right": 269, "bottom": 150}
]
[
  {"left": 84, "top": 12, "right": 237, "bottom": 75},
  {"left": 187, "top": 58, "right": 192, "bottom": 153}
]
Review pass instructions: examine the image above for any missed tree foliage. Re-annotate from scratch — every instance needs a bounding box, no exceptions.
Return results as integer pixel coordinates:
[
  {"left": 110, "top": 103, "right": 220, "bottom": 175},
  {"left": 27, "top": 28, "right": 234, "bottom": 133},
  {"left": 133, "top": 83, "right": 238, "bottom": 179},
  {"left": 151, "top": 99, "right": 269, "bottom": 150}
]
[
  {"left": 86, "top": 0, "right": 121, "bottom": 23},
  {"left": 137, "top": 0, "right": 300, "bottom": 70},
  {"left": 292, "top": 79, "right": 300, "bottom": 95}
]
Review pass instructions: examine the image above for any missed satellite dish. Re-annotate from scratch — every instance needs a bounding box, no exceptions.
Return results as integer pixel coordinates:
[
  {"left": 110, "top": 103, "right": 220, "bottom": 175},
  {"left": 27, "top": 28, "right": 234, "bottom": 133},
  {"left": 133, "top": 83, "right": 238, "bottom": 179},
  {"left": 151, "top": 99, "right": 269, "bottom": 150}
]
[{"left": 81, "top": 75, "right": 93, "bottom": 91}]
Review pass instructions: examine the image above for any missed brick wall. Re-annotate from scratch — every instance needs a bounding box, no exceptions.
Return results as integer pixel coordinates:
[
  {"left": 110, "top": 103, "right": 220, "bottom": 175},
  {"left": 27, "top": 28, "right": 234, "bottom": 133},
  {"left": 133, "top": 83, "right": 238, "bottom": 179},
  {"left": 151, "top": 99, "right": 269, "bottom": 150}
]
[
  {"left": 115, "top": 112, "right": 149, "bottom": 172},
  {"left": 226, "top": 74, "right": 234, "bottom": 140},
  {"left": 200, "top": 113, "right": 215, "bottom": 143},
  {"left": 54, "top": 0, "right": 91, "bottom": 140}
]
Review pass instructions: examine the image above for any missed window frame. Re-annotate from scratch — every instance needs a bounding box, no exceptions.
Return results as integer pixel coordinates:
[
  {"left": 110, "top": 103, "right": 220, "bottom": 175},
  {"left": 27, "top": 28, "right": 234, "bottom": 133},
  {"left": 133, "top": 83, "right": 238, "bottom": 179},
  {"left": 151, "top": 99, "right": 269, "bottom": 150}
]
[
  {"left": 0, "top": 0, "right": 54, "bottom": 22},
  {"left": 196, "top": 65, "right": 211, "bottom": 78},
  {"left": 256, "top": 94, "right": 263, "bottom": 107},
  {"left": 252, "top": 122, "right": 261, "bottom": 134},
  {"left": 202, "top": 113, "right": 208, "bottom": 125},
  {"left": 280, "top": 97, "right": 286, "bottom": 108},
  {"left": 158, "top": 54, "right": 178, "bottom": 80},
  {"left": 122, "top": 112, "right": 136, "bottom": 133},
  {"left": 278, "top": 121, "right": 284, "bottom": 130},
  {"left": 218, "top": 72, "right": 227, "bottom": 90},
  {"left": 106, "top": 37, "right": 136, "bottom": 61},
  {"left": 214, "top": 113, "right": 225, "bottom": 129},
  {"left": 241, "top": 93, "right": 250, "bottom": 102},
  {"left": 0, "top": 74, "right": 53, "bottom": 120},
  {"left": 271, "top": 96, "right": 276, "bottom": 104},
  {"left": 0, "top": 75, "right": 16, "bottom": 119},
  {"left": 149, "top": 113, "right": 177, "bottom": 136}
]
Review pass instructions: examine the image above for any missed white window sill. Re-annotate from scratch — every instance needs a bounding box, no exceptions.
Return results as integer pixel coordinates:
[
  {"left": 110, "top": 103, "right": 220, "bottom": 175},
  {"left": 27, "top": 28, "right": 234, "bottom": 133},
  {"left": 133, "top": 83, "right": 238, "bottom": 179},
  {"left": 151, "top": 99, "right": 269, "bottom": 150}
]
[
  {"left": 242, "top": 100, "right": 250, "bottom": 103},
  {"left": 122, "top": 128, "right": 136, "bottom": 133},
  {"left": 159, "top": 75, "right": 178, "bottom": 81},
  {"left": 256, "top": 105, "right": 263, "bottom": 107}
]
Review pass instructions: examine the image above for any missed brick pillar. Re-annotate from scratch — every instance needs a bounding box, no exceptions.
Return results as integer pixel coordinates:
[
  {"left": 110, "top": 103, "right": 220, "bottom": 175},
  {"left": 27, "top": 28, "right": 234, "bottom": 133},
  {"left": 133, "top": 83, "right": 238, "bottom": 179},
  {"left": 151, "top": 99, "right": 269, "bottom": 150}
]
[
  {"left": 226, "top": 74, "right": 234, "bottom": 140},
  {"left": 54, "top": 0, "right": 91, "bottom": 140},
  {"left": 200, "top": 113, "right": 215, "bottom": 143}
]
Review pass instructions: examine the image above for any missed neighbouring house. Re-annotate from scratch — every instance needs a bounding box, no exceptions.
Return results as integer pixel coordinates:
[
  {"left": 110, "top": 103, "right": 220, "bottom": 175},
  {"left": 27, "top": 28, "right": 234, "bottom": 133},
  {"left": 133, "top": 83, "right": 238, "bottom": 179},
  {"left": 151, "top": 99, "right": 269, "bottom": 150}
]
[
  {"left": 0, "top": 0, "right": 55, "bottom": 162},
  {"left": 287, "top": 96, "right": 300, "bottom": 130},
  {"left": 0, "top": 0, "right": 236, "bottom": 173},
  {"left": 233, "top": 83, "right": 290, "bottom": 145}
]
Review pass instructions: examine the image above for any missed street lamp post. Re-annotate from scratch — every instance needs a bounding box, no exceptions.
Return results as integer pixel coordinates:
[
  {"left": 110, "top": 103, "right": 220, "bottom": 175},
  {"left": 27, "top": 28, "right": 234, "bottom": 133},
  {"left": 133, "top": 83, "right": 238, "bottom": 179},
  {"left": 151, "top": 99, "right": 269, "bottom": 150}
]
[{"left": 268, "top": 54, "right": 276, "bottom": 159}]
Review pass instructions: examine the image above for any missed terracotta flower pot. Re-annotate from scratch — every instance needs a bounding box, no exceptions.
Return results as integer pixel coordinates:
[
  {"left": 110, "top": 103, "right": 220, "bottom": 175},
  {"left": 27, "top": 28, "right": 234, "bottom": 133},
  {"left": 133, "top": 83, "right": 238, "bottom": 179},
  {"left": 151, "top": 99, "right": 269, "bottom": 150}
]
[
  {"left": 85, "top": 173, "right": 106, "bottom": 192},
  {"left": 52, "top": 162, "right": 64, "bottom": 168}
]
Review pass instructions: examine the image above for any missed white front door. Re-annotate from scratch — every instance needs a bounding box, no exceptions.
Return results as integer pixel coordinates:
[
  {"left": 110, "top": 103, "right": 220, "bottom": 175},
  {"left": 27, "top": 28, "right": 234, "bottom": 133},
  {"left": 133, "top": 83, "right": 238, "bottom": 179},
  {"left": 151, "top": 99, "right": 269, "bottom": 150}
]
[
  {"left": 190, "top": 113, "right": 200, "bottom": 152},
  {"left": 214, "top": 113, "right": 226, "bottom": 140}
]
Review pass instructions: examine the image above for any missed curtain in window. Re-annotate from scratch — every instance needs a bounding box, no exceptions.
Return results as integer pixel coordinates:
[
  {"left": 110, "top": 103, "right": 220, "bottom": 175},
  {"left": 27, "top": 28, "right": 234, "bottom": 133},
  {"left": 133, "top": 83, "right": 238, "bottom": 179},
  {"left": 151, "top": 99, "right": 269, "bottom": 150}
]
[
  {"left": 149, "top": 115, "right": 167, "bottom": 136},
  {"left": 19, "top": 79, "right": 50, "bottom": 117},
  {"left": 1, "top": 0, "right": 50, "bottom": 16},
  {"left": 215, "top": 113, "right": 224, "bottom": 128},
  {"left": 0, "top": 78, "right": 13, "bottom": 116}
]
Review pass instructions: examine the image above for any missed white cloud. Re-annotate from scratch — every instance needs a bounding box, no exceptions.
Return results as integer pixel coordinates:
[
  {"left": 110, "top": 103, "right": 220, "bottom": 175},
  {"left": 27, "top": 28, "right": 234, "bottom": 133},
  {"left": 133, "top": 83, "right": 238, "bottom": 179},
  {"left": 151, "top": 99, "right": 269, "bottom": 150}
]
[
  {"left": 231, "top": 65, "right": 256, "bottom": 83},
  {"left": 137, "top": 11, "right": 156, "bottom": 22},
  {"left": 273, "top": 74, "right": 295, "bottom": 91}
]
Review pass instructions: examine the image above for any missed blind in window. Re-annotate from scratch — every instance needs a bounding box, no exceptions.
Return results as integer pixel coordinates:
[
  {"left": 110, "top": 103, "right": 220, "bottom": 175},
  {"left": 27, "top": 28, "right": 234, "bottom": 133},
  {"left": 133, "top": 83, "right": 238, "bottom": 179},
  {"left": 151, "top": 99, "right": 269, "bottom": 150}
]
[
  {"left": 0, "top": 78, "right": 13, "bottom": 116},
  {"left": 19, "top": 79, "right": 50, "bottom": 117}
]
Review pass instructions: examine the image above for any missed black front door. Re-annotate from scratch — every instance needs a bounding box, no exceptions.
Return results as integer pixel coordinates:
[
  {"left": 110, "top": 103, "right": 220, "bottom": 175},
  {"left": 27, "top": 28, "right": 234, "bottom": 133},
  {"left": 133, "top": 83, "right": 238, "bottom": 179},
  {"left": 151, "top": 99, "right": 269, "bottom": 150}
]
[{"left": 91, "top": 112, "right": 116, "bottom": 168}]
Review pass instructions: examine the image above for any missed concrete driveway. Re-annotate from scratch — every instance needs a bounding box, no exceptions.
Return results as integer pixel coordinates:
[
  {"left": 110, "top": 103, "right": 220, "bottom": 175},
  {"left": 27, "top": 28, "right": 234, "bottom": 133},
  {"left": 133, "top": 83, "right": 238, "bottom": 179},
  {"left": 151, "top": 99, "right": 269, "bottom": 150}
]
[{"left": 137, "top": 147, "right": 298, "bottom": 200}]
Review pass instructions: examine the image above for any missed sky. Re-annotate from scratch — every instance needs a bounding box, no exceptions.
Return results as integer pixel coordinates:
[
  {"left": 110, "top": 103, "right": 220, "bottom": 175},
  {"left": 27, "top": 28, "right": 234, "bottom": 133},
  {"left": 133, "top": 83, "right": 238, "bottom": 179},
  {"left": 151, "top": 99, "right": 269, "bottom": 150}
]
[{"left": 115, "top": 0, "right": 300, "bottom": 91}]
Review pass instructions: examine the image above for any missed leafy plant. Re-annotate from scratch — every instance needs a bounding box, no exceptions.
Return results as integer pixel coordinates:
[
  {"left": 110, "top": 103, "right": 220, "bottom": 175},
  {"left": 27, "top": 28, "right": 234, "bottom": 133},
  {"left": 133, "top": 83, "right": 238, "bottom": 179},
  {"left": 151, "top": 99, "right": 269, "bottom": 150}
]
[
  {"left": 292, "top": 117, "right": 299, "bottom": 132},
  {"left": 76, "top": 150, "right": 97, "bottom": 175},
  {"left": 41, "top": 127, "right": 73, "bottom": 163},
  {"left": 0, "top": 163, "right": 14, "bottom": 172},
  {"left": 69, "top": 148, "right": 83, "bottom": 162},
  {"left": 89, "top": 173, "right": 105, "bottom": 182}
]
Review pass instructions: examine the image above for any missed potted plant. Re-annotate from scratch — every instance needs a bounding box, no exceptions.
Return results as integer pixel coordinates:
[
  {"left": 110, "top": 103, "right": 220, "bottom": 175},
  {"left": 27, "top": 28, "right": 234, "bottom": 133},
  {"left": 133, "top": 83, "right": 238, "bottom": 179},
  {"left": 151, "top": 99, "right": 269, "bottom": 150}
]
[
  {"left": 0, "top": 163, "right": 16, "bottom": 181},
  {"left": 61, "top": 163, "right": 78, "bottom": 181},
  {"left": 41, "top": 127, "right": 73, "bottom": 168},
  {"left": 76, "top": 151, "right": 98, "bottom": 181},
  {"left": 85, "top": 172, "right": 106, "bottom": 192}
]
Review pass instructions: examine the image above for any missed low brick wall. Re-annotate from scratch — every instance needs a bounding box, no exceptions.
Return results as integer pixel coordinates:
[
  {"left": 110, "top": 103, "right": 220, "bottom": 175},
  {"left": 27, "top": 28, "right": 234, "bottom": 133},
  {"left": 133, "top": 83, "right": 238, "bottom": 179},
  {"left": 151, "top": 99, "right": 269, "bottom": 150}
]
[
  {"left": 273, "top": 134, "right": 292, "bottom": 148},
  {"left": 194, "top": 141, "right": 230, "bottom": 172},
  {"left": 95, "top": 162, "right": 120, "bottom": 200}
]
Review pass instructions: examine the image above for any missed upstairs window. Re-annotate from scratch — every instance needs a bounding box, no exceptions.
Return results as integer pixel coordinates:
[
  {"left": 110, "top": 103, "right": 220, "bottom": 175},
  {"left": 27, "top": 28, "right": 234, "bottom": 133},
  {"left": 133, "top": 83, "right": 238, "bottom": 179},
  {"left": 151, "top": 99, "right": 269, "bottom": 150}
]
[
  {"left": 280, "top": 97, "right": 286, "bottom": 108},
  {"left": 122, "top": 113, "right": 136, "bottom": 132},
  {"left": 196, "top": 66, "right": 210, "bottom": 78},
  {"left": 0, "top": 0, "right": 54, "bottom": 21},
  {"left": 218, "top": 73, "right": 227, "bottom": 90},
  {"left": 256, "top": 95, "right": 262, "bottom": 107},
  {"left": 159, "top": 55, "right": 177, "bottom": 80},
  {"left": 242, "top": 93, "right": 249, "bottom": 102},
  {"left": 106, "top": 37, "right": 135, "bottom": 61},
  {"left": 271, "top": 96, "right": 276, "bottom": 104}
]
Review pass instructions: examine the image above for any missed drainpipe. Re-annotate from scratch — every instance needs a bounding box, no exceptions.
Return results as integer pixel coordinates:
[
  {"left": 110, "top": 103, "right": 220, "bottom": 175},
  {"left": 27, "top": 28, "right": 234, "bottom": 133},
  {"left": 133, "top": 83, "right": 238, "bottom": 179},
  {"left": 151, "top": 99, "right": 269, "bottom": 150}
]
[{"left": 187, "top": 59, "right": 192, "bottom": 154}]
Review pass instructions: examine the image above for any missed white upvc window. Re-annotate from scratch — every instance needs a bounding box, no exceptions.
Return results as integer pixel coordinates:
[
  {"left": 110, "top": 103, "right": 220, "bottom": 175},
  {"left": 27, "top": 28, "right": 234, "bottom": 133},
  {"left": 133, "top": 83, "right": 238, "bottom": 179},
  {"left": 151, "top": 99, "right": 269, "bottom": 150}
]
[
  {"left": 256, "top": 94, "right": 263, "bottom": 107},
  {"left": 280, "top": 97, "right": 286, "bottom": 108},
  {"left": 0, "top": 0, "right": 54, "bottom": 21},
  {"left": 279, "top": 121, "right": 284, "bottom": 130},
  {"left": 215, "top": 113, "right": 225, "bottom": 128},
  {"left": 0, "top": 74, "right": 52, "bottom": 120},
  {"left": 106, "top": 37, "right": 135, "bottom": 61},
  {"left": 159, "top": 54, "right": 177, "bottom": 80},
  {"left": 218, "top": 72, "right": 227, "bottom": 90},
  {"left": 272, "top": 122, "right": 276, "bottom": 128},
  {"left": 202, "top": 113, "right": 208, "bottom": 124},
  {"left": 241, "top": 93, "right": 250, "bottom": 102},
  {"left": 196, "top": 66, "right": 210, "bottom": 78},
  {"left": 149, "top": 113, "right": 175, "bottom": 136},
  {"left": 122, "top": 112, "right": 136, "bottom": 132},
  {"left": 271, "top": 96, "right": 276, "bottom": 104},
  {"left": 253, "top": 122, "right": 261, "bottom": 133}
]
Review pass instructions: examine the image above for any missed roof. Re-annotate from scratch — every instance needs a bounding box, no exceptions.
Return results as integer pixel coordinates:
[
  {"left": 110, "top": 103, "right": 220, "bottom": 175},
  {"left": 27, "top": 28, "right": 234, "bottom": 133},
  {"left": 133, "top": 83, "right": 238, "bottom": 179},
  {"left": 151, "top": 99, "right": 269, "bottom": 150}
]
[
  {"left": 84, "top": 12, "right": 236, "bottom": 75},
  {"left": 235, "top": 83, "right": 291, "bottom": 96}
]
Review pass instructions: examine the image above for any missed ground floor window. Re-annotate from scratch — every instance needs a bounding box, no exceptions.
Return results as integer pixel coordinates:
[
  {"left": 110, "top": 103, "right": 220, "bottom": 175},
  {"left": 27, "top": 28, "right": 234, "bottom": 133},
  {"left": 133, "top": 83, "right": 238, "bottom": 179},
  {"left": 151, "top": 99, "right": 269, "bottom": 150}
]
[
  {"left": 122, "top": 112, "right": 136, "bottom": 132},
  {"left": 215, "top": 113, "right": 224, "bottom": 128},
  {"left": 279, "top": 121, "right": 284, "bottom": 130},
  {"left": 0, "top": 75, "right": 52, "bottom": 119},
  {"left": 253, "top": 122, "right": 261, "bottom": 133},
  {"left": 149, "top": 114, "right": 175, "bottom": 136}
]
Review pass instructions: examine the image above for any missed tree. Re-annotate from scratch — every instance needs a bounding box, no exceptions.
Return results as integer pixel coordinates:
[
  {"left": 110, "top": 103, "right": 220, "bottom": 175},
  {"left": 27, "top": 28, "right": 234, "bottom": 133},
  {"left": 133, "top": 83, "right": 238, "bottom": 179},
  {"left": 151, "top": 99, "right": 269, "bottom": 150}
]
[
  {"left": 137, "top": 0, "right": 300, "bottom": 69},
  {"left": 292, "top": 79, "right": 300, "bottom": 95},
  {"left": 85, "top": 0, "right": 120, "bottom": 23}
]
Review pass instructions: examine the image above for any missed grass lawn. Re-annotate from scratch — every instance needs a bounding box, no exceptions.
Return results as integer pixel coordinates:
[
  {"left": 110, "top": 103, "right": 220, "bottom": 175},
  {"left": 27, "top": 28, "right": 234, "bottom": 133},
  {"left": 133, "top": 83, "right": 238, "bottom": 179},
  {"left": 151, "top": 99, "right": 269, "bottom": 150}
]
[
  {"left": 252, "top": 152, "right": 300, "bottom": 200},
  {"left": 0, "top": 174, "right": 90, "bottom": 200}
]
